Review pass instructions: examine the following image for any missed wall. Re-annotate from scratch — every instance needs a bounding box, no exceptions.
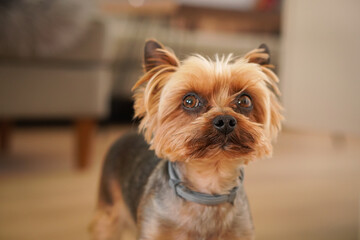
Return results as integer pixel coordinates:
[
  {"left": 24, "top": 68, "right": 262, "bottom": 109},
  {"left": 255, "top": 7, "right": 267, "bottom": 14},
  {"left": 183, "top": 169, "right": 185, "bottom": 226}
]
[{"left": 280, "top": 0, "right": 360, "bottom": 136}]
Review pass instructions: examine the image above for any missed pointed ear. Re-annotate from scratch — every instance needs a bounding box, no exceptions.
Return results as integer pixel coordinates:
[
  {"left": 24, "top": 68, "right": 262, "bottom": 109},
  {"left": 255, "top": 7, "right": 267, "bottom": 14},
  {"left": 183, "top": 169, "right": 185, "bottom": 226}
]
[
  {"left": 133, "top": 40, "right": 179, "bottom": 142},
  {"left": 244, "top": 43, "right": 271, "bottom": 65},
  {"left": 144, "top": 39, "right": 179, "bottom": 72}
]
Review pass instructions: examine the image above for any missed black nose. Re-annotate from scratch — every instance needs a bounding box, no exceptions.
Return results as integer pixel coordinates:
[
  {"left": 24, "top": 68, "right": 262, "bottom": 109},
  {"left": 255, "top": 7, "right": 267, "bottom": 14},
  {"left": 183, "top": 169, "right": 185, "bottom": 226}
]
[{"left": 212, "top": 115, "right": 237, "bottom": 135}]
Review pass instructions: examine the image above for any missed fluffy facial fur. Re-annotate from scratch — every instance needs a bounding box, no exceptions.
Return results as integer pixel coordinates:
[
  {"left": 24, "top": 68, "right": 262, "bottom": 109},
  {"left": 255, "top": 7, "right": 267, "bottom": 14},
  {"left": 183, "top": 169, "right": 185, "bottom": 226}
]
[
  {"left": 132, "top": 40, "right": 282, "bottom": 195},
  {"left": 91, "top": 40, "right": 283, "bottom": 240},
  {"left": 133, "top": 40, "right": 282, "bottom": 165}
]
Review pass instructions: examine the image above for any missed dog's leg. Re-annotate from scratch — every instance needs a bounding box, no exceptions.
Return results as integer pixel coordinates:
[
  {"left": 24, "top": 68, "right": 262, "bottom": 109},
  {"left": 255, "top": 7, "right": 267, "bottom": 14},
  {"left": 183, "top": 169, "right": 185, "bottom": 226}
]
[{"left": 90, "top": 178, "right": 135, "bottom": 240}]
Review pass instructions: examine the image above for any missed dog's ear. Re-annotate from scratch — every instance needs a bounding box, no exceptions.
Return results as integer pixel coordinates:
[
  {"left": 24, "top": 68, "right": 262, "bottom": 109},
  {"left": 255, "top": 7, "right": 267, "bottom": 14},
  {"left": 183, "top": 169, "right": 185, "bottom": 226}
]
[
  {"left": 244, "top": 44, "right": 271, "bottom": 65},
  {"left": 244, "top": 44, "right": 279, "bottom": 96},
  {"left": 245, "top": 44, "right": 283, "bottom": 139},
  {"left": 132, "top": 40, "right": 179, "bottom": 142},
  {"left": 143, "top": 39, "right": 179, "bottom": 72}
]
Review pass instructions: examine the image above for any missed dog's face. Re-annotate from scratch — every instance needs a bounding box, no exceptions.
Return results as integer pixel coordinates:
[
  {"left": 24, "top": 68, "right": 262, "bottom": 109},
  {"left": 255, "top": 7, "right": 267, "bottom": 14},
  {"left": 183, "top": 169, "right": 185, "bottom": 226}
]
[{"left": 133, "top": 40, "right": 282, "bottom": 164}]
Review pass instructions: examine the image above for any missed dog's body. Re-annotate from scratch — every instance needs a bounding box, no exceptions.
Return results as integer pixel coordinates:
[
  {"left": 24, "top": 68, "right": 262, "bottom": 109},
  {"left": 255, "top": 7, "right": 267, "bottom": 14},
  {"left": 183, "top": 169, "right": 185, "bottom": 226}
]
[
  {"left": 91, "top": 40, "right": 282, "bottom": 240},
  {"left": 95, "top": 132, "right": 253, "bottom": 240}
]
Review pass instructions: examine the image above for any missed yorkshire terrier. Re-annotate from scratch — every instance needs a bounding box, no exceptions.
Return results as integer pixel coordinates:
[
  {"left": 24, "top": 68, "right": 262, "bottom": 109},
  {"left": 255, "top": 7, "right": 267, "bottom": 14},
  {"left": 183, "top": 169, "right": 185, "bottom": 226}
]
[{"left": 91, "top": 39, "right": 282, "bottom": 240}]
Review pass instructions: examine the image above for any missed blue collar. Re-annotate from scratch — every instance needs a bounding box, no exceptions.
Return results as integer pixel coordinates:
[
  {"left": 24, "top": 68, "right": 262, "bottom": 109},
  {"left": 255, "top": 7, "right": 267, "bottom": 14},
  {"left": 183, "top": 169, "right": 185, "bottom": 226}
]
[{"left": 167, "top": 161, "right": 244, "bottom": 205}]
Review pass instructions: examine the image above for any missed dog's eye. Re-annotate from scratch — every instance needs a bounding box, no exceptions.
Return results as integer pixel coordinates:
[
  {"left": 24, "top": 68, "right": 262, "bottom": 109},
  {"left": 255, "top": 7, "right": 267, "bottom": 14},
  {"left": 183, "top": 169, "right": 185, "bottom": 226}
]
[
  {"left": 237, "top": 95, "right": 252, "bottom": 108},
  {"left": 183, "top": 94, "right": 200, "bottom": 109},
  {"left": 235, "top": 94, "right": 253, "bottom": 115}
]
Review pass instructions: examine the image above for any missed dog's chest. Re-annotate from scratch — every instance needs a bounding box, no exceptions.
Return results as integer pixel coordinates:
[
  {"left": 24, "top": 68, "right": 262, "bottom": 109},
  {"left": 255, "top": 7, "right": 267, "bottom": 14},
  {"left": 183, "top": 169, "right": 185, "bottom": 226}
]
[{"left": 174, "top": 202, "right": 237, "bottom": 237}]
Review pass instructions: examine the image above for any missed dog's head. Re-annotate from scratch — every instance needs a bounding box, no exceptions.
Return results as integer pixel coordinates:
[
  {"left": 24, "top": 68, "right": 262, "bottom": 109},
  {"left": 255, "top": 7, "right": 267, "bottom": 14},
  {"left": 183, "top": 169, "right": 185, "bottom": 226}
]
[{"left": 133, "top": 40, "right": 282, "bottom": 165}]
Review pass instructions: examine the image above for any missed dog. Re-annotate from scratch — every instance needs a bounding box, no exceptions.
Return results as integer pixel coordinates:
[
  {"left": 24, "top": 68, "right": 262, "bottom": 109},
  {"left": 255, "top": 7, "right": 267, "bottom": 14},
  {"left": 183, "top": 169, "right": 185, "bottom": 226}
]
[{"left": 91, "top": 39, "right": 282, "bottom": 240}]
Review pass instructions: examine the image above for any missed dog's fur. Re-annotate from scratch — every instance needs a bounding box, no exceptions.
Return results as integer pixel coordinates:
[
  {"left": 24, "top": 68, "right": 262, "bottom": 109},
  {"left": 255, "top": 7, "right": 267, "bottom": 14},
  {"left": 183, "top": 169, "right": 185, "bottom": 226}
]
[{"left": 90, "top": 40, "right": 282, "bottom": 240}]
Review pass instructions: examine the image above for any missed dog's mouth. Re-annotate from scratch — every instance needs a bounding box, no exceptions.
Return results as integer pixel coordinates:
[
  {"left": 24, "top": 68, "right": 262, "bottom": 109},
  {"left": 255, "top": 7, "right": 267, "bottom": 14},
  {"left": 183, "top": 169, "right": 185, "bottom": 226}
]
[
  {"left": 220, "top": 136, "right": 233, "bottom": 148},
  {"left": 222, "top": 133, "right": 253, "bottom": 150},
  {"left": 186, "top": 129, "right": 256, "bottom": 159}
]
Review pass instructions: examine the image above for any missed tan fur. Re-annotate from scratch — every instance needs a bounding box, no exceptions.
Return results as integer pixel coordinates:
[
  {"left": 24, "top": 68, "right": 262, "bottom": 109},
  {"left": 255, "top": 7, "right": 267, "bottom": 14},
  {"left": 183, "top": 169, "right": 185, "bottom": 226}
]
[
  {"left": 94, "top": 39, "right": 283, "bottom": 240},
  {"left": 90, "top": 180, "right": 136, "bottom": 240},
  {"left": 132, "top": 42, "right": 282, "bottom": 195}
]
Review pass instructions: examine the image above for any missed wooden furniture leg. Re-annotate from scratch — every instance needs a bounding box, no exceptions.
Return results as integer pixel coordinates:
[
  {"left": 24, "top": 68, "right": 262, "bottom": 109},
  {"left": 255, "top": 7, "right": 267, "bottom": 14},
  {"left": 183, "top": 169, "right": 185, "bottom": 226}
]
[
  {"left": 75, "top": 119, "right": 96, "bottom": 169},
  {"left": 0, "top": 120, "right": 12, "bottom": 154}
]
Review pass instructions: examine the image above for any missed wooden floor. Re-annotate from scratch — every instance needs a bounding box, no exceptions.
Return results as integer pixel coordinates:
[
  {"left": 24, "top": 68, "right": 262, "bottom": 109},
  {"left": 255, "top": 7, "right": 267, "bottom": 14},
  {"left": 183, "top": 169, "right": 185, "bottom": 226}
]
[{"left": 0, "top": 125, "right": 359, "bottom": 240}]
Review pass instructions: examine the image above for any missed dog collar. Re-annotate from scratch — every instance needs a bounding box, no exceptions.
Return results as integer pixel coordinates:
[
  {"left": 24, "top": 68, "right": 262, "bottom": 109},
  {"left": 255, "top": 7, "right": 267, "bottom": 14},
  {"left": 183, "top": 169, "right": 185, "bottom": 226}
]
[{"left": 167, "top": 161, "right": 244, "bottom": 205}]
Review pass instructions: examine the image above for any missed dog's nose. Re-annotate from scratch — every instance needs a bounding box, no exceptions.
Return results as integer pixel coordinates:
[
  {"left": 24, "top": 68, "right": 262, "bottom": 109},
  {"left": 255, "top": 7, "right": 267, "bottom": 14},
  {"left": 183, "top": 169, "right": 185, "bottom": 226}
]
[{"left": 212, "top": 115, "right": 237, "bottom": 135}]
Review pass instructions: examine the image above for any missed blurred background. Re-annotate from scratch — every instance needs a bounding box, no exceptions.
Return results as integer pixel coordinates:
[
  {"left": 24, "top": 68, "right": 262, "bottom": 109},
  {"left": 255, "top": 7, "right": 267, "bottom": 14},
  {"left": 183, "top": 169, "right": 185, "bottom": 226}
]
[{"left": 0, "top": 0, "right": 359, "bottom": 239}]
